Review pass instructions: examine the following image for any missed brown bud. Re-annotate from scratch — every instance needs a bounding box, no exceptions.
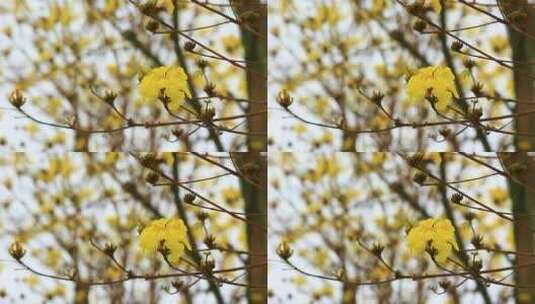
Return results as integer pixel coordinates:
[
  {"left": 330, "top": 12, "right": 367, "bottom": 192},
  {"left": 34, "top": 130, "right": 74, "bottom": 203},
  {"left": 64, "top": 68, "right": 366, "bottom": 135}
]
[
  {"left": 451, "top": 193, "right": 463, "bottom": 204},
  {"left": 103, "top": 90, "right": 118, "bottom": 104},
  {"left": 204, "top": 83, "right": 217, "bottom": 97},
  {"left": 9, "top": 89, "right": 26, "bottom": 108},
  {"left": 145, "top": 20, "right": 159, "bottom": 32},
  {"left": 471, "top": 82, "right": 484, "bottom": 97},
  {"left": 413, "top": 172, "right": 427, "bottom": 185},
  {"left": 201, "top": 254, "right": 215, "bottom": 273},
  {"left": 407, "top": 153, "right": 424, "bottom": 168},
  {"left": 184, "top": 193, "right": 196, "bottom": 204},
  {"left": 371, "top": 242, "right": 385, "bottom": 257},
  {"left": 472, "top": 259, "right": 483, "bottom": 272},
  {"left": 8, "top": 241, "right": 26, "bottom": 260},
  {"left": 371, "top": 90, "right": 385, "bottom": 105},
  {"left": 439, "top": 128, "right": 451, "bottom": 138},
  {"left": 197, "top": 59, "right": 208, "bottom": 69},
  {"left": 140, "top": 0, "right": 157, "bottom": 15},
  {"left": 197, "top": 211, "right": 208, "bottom": 222},
  {"left": 104, "top": 242, "right": 117, "bottom": 256},
  {"left": 276, "top": 90, "right": 294, "bottom": 108},
  {"left": 464, "top": 212, "right": 475, "bottom": 222},
  {"left": 172, "top": 128, "right": 184, "bottom": 138},
  {"left": 463, "top": 59, "right": 476, "bottom": 69},
  {"left": 407, "top": 3, "right": 425, "bottom": 15},
  {"left": 413, "top": 20, "right": 427, "bottom": 32},
  {"left": 203, "top": 235, "right": 216, "bottom": 249},
  {"left": 139, "top": 153, "right": 157, "bottom": 168},
  {"left": 439, "top": 280, "right": 451, "bottom": 290},
  {"left": 451, "top": 41, "right": 463, "bottom": 52},
  {"left": 471, "top": 235, "right": 484, "bottom": 249},
  {"left": 184, "top": 42, "right": 196, "bottom": 52},
  {"left": 276, "top": 241, "right": 293, "bottom": 260},
  {"left": 200, "top": 105, "right": 216, "bottom": 121},
  {"left": 145, "top": 171, "right": 159, "bottom": 185},
  {"left": 171, "top": 280, "right": 185, "bottom": 291},
  {"left": 471, "top": 108, "right": 483, "bottom": 121}
]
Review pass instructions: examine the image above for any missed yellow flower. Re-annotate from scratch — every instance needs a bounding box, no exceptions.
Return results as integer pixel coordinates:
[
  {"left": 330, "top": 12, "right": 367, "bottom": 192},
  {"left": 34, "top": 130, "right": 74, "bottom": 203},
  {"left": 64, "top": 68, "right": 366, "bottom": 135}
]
[
  {"left": 159, "top": 0, "right": 175, "bottom": 14},
  {"left": 406, "top": 66, "right": 457, "bottom": 110},
  {"left": 415, "top": 0, "right": 442, "bottom": 12},
  {"left": 138, "top": 66, "right": 190, "bottom": 111},
  {"left": 222, "top": 187, "right": 241, "bottom": 205},
  {"left": 490, "top": 187, "right": 508, "bottom": 205},
  {"left": 222, "top": 35, "right": 241, "bottom": 54},
  {"left": 139, "top": 218, "right": 190, "bottom": 264},
  {"left": 429, "top": 0, "right": 441, "bottom": 12},
  {"left": 406, "top": 218, "right": 457, "bottom": 263}
]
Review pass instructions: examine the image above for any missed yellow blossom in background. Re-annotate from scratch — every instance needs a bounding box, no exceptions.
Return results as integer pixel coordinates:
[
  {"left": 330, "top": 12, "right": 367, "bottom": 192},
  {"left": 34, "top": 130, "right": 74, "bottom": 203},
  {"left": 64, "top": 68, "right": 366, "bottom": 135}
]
[
  {"left": 138, "top": 66, "right": 190, "bottom": 111},
  {"left": 222, "top": 35, "right": 241, "bottom": 54},
  {"left": 48, "top": 284, "right": 66, "bottom": 298},
  {"left": 490, "top": 187, "right": 508, "bottom": 205},
  {"left": 139, "top": 217, "right": 190, "bottom": 264},
  {"left": 490, "top": 35, "right": 509, "bottom": 54},
  {"left": 428, "top": 0, "right": 441, "bottom": 12},
  {"left": 23, "top": 275, "right": 40, "bottom": 288},
  {"left": 406, "top": 218, "right": 457, "bottom": 263},
  {"left": 159, "top": 0, "right": 175, "bottom": 14},
  {"left": 222, "top": 187, "right": 241, "bottom": 206},
  {"left": 293, "top": 123, "right": 307, "bottom": 135},
  {"left": 25, "top": 123, "right": 39, "bottom": 136},
  {"left": 414, "top": 0, "right": 441, "bottom": 12},
  {"left": 406, "top": 66, "right": 457, "bottom": 110},
  {"left": 104, "top": 0, "right": 122, "bottom": 14}
]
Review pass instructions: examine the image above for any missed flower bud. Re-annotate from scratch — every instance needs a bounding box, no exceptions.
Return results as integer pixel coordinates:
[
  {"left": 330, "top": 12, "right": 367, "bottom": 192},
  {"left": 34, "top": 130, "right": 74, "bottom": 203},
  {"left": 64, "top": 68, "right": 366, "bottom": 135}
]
[
  {"left": 139, "top": 153, "right": 157, "bottom": 168},
  {"left": 203, "top": 235, "right": 216, "bottom": 249},
  {"left": 9, "top": 89, "right": 26, "bottom": 108},
  {"left": 145, "top": 171, "right": 160, "bottom": 185},
  {"left": 276, "top": 90, "right": 294, "bottom": 108},
  {"left": 201, "top": 254, "right": 215, "bottom": 273},
  {"left": 8, "top": 241, "right": 26, "bottom": 260},
  {"left": 145, "top": 20, "right": 159, "bottom": 32},
  {"left": 184, "top": 193, "right": 196, "bottom": 204},
  {"left": 276, "top": 241, "right": 293, "bottom": 260},
  {"left": 413, "top": 172, "right": 427, "bottom": 185},
  {"left": 104, "top": 242, "right": 117, "bottom": 256},
  {"left": 451, "top": 193, "right": 463, "bottom": 204},
  {"left": 451, "top": 41, "right": 463, "bottom": 52},
  {"left": 371, "top": 242, "right": 385, "bottom": 257},
  {"left": 103, "top": 90, "right": 118, "bottom": 104},
  {"left": 413, "top": 20, "right": 427, "bottom": 32},
  {"left": 204, "top": 83, "right": 217, "bottom": 97},
  {"left": 200, "top": 105, "right": 216, "bottom": 121},
  {"left": 184, "top": 42, "right": 196, "bottom": 52}
]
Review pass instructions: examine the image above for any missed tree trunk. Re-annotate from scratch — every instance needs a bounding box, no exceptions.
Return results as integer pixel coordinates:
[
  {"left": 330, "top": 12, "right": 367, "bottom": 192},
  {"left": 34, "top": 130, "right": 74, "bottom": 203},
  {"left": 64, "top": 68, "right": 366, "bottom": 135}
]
[
  {"left": 342, "top": 283, "right": 356, "bottom": 304},
  {"left": 498, "top": 1, "right": 535, "bottom": 302},
  {"left": 74, "top": 131, "right": 89, "bottom": 152},
  {"left": 341, "top": 131, "right": 357, "bottom": 152},
  {"left": 499, "top": 153, "right": 535, "bottom": 304},
  {"left": 231, "top": 153, "right": 267, "bottom": 304},
  {"left": 232, "top": 1, "right": 267, "bottom": 152},
  {"left": 74, "top": 283, "right": 89, "bottom": 304},
  {"left": 503, "top": 0, "right": 535, "bottom": 150}
]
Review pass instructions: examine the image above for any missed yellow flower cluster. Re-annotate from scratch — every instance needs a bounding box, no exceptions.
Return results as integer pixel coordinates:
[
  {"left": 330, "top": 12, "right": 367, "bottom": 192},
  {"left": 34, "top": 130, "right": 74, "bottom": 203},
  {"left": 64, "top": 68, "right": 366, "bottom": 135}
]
[
  {"left": 414, "top": 0, "right": 442, "bottom": 12},
  {"left": 138, "top": 66, "right": 190, "bottom": 111},
  {"left": 159, "top": 0, "right": 175, "bottom": 13},
  {"left": 406, "top": 218, "right": 457, "bottom": 263},
  {"left": 428, "top": 0, "right": 441, "bottom": 12},
  {"left": 139, "top": 217, "right": 189, "bottom": 264},
  {"left": 406, "top": 66, "right": 456, "bottom": 110}
]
